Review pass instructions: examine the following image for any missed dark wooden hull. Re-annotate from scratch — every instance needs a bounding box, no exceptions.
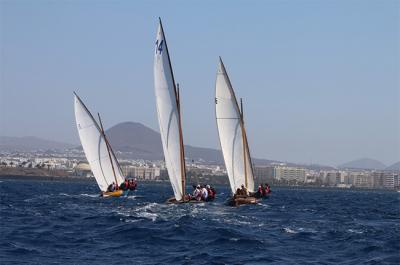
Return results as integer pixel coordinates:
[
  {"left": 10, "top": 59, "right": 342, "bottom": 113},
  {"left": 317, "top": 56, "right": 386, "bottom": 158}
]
[
  {"left": 227, "top": 195, "right": 258, "bottom": 206},
  {"left": 166, "top": 196, "right": 214, "bottom": 204}
]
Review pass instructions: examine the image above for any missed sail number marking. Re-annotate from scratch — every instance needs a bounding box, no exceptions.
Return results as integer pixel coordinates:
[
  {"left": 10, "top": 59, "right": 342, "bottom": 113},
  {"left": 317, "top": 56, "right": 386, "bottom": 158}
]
[{"left": 155, "top": 40, "right": 164, "bottom": 54}]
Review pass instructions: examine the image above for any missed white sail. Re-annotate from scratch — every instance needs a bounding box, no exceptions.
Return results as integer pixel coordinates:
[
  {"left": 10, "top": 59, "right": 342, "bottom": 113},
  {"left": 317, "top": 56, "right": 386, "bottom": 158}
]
[
  {"left": 215, "top": 58, "right": 255, "bottom": 194},
  {"left": 74, "top": 94, "right": 125, "bottom": 192},
  {"left": 153, "top": 20, "right": 185, "bottom": 201}
]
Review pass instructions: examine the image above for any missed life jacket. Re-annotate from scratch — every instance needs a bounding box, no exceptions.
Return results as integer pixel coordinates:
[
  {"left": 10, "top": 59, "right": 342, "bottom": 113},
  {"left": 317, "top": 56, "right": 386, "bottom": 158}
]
[{"left": 258, "top": 186, "right": 263, "bottom": 194}]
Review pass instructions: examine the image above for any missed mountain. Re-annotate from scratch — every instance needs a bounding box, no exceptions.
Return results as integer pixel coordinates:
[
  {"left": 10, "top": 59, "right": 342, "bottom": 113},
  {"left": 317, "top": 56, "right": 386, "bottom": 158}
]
[
  {"left": 105, "top": 122, "right": 277, "bottom": 164},
  {"left": 0, "top": 136, "right": 74, "bottom": 151},
  {"left": 386, "top": 162, "right": 400, "bottom": 171},
  {"left": 105, "top": 122, "right": 163, "bottom": 160},
  {"left": 105, "top": 122, "right": 225, "bottom": 162},
  {"left": 339, "top": 158, "right": 386, "bottom": 170}
]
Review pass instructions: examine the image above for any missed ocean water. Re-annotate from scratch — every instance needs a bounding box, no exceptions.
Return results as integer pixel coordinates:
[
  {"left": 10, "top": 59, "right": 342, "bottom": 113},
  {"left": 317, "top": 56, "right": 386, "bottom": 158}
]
[{"left": 0, "top": 178, "right": 399, "bottom": 265}]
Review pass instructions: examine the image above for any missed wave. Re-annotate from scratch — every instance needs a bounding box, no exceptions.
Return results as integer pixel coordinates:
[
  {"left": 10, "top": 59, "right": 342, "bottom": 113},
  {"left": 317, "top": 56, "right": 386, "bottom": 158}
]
[
  {"left": 347, "top": 229, "right": 364, "bottom": 234},
  {"left": 284, "top": 227, "right": 298, "bottom": 234},
  {"left": 283, "top": 226, "right": 318, "bottom": 235},
  {"left": 2, "top": 181, "right": 399, "bottom": 264}
]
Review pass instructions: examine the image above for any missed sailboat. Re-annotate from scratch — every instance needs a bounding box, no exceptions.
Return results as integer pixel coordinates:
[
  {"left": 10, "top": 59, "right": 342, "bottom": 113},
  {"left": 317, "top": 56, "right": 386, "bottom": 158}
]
[
  {"left": 74, "top": 92, "right": 131, "bottom": 197},
  {"left": 215, "top": 57, "right": 258, "bottom": 206},
  {"left": 153, "top": 19, "right": 200, "bottom": 203}
]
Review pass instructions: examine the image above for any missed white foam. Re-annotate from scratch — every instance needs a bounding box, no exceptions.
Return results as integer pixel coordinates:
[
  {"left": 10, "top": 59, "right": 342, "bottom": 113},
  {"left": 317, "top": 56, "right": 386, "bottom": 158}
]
[
  {"left": 284, "top": 227, "right": 298, "bottom": 234},
  {"left": 126, "top": 195, "right": 143, "bottom": 200},
  {"left": 137, "top": 211, "right": 158, "bottom": 222},
  {"left": 79, "top": 193, "right": 99, "bottom": 198},
  {"left": 347, "top": 229, "right": 363, "bottom": 234}
]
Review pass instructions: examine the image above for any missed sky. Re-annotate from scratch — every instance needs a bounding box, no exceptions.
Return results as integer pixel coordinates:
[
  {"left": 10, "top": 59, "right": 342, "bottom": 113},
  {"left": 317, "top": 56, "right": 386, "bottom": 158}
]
[{"left": 1, "top": 0, "right": 399, "bottom": 166}]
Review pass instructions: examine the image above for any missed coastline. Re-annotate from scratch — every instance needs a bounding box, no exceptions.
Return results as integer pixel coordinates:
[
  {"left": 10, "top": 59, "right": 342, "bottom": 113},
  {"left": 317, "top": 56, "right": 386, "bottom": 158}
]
[
  {"left": 0, "top": 167, "right": 92, "bottom": 182},
  {"left": 0, "top": 174, "right": 94, "bottom": 182},
  {"left": 0, "top": 167, "right": 397, "bottom": 192}
]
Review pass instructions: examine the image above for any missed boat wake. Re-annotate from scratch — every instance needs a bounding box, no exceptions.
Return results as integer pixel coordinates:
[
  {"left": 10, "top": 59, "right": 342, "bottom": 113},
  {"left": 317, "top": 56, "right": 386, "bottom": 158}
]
[{"left": 79, "top": 193, "right": 100, "bottom": 198}]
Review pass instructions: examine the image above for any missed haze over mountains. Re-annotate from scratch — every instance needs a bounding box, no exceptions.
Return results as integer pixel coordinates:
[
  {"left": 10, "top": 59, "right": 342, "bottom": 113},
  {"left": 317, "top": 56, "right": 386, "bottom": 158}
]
[
  {"left": 0, "top": 136, "right": 74, "bottom": 151},
  {"left": 1, "top": 122, "right": 398, "bottom": 170}
]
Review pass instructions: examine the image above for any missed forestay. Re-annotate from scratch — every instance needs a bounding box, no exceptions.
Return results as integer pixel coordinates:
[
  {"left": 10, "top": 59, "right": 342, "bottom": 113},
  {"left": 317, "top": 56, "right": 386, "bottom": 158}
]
[
  {"left": 74, "top": 94, "right": 124, "bottom": 192},
  {"left": 215, "top": 58, "right": 255, "bottom": 194},
  {"left": 153, "top": 20, "right": 185, "bottom": 201}
]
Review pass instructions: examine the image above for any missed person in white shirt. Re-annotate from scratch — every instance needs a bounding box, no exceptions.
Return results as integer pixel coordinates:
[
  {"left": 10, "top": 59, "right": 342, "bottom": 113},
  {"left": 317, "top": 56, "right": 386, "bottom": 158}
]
[
  {"left": 193, "top": 185, "right": 201, "bottom": 201},
  {"left": 201, "top": 186, "right": 208, "bottom": 201}
]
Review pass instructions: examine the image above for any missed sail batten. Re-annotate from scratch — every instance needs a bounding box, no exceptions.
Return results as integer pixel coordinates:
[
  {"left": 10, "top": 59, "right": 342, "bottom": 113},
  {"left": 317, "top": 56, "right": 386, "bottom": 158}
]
[
  {"left": 215, "top": 58, "right": 255, "bottom": 194},
  {"left": 74, "top": 94, "right": 124, "bottom": 192},
  {"left": 154, "top": 20, "right": 186, "bottom": 201}
]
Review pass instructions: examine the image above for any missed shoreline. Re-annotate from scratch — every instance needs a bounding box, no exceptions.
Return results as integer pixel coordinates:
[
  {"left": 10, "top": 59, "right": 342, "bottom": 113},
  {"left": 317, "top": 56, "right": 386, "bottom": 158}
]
[
  {"left": 0, "top": 175, "right": 397, "bottom": 192},
  {"left": 0, "top": 174, "right": 94, "bottom": 182}
]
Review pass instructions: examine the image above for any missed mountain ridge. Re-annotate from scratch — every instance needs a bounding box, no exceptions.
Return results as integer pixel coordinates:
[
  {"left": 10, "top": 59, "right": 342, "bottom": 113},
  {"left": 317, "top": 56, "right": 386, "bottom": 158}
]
[
  {"left": 338, "top": 158, "right": 386, "bottom": 170},
  {"left": 386, "top": 161, "right": 400, "bottom": 171}
]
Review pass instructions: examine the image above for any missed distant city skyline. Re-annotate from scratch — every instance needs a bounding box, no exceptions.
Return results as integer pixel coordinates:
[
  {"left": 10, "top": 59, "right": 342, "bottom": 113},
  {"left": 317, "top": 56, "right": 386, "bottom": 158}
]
[{"left": 1, "top": 0, "right": 399, "bottom": 166}]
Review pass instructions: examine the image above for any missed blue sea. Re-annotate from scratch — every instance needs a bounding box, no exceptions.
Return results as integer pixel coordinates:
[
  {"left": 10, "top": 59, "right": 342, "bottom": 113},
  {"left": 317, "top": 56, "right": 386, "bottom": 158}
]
[{"left": 0, "top": 178, "right": 399, "bottom": 265}]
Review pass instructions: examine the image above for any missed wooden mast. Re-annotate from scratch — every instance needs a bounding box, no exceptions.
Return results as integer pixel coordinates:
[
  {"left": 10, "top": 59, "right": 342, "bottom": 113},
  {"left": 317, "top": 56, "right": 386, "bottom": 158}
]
[
  {"left": 176, "top": 83, "right": 186, "bottom": 201},
  {"left": 240, "top": 98, "right": 248, "bottom": 190},
  {"left": 98, "top": 113, "right": 119, "bottom": 188}
]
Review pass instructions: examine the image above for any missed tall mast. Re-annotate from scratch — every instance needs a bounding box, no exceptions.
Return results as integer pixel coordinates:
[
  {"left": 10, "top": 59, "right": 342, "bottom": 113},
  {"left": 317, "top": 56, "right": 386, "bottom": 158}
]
[
  {"left": 240, "top": 98, "right": 248, "bottom": 190},
  {"left": 98, "top": 113, "right": 119, "bottom": 188},
  {"left": 159, "top": 18, "right": 186, "bottom": 200},
  {"left": 176, "top": 83, "right": 186, "bottom": 200}
]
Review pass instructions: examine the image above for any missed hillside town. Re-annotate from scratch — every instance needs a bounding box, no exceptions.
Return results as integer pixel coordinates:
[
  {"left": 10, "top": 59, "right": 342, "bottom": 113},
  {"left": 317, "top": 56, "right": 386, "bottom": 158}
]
[{"left": 0, "top": 149, "right": 399, "bottom": 191}]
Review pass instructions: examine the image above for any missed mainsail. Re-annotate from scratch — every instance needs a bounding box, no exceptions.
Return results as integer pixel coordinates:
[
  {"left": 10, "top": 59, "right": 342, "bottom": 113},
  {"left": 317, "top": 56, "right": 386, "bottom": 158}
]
[
  {"left": 215, "top": 58, "right": 255, "bottom": 194},
  {"left": 74, "top": 93, "right": 124, "bottom": 192},
  {"left": 153, "top": 19, "right": 186, "bottom": 201}
]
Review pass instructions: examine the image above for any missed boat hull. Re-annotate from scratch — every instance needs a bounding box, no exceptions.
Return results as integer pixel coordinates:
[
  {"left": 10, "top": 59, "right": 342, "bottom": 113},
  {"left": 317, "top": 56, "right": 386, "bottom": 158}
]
[
  {"left": 166, "top": 196, "right": 213, "bottom": 204},
  {"left": 228, "top": 195, "right": 258, "bottom": 206},
  {"left": 101, "top": 190, "right": 129, "bottom": 198}
]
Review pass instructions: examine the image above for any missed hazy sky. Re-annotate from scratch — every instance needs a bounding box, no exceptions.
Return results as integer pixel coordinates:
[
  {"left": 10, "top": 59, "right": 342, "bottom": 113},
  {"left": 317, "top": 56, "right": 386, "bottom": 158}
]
[{"left": 1, "top": 0, "right": 399, "bottom": 166}]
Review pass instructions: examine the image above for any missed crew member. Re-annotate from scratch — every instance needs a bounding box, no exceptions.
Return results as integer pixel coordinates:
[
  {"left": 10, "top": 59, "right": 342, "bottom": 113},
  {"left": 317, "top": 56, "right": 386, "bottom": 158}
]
[
  {"left": 257, "top": 184, "right": 263, "bottom": 197},
  {"left": 240, "top": 184, "right": 248, "bottom": 196},
  {"left": 206, "top": 185, "right": 215, "bottom": 200},
  {"left": 193, "top": 185, "right": 202, "bottom": 201},
  {"left": 265, "top": 183, "right": 271, "bottom": 195},
  {"left": 201, "top": 185, "right": 208, "bottom": 201}
]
